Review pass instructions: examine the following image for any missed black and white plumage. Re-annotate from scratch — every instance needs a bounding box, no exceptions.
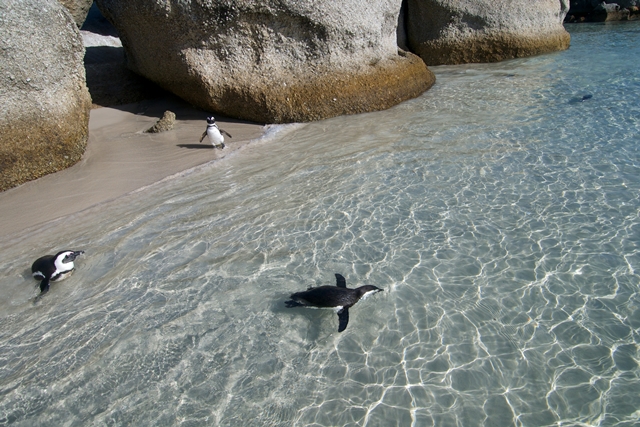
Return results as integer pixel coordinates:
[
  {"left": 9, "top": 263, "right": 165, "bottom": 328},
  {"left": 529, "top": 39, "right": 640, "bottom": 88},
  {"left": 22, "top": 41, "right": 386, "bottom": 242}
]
[
  {"left": 31, "top": 250, "right": 84, "bottom": 294},
  {"left": 199, "top": 116, "right": 232, "bottom": 149},
  {"left": 285, "top": 273, "right": 382, "bottom": 332}
]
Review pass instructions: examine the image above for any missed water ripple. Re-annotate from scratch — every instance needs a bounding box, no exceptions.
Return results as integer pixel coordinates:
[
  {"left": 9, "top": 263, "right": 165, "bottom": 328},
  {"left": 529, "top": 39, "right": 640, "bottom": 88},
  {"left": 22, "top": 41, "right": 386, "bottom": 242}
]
[{"left": 1, "top": 21, "right": 640, "bottom": 427}]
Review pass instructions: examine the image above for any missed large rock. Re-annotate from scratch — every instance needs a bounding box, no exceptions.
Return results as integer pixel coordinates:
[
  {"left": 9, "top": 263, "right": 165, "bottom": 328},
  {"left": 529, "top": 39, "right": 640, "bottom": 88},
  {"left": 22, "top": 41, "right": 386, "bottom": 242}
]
[
  {"left": 405, "top": 0, "right": 571, "bottom": 65},
  {"left": 0, "top": 0, "right": 91, "bottom": 191},
  {"left": 58, "top": 0, "right": 93, "bottom": 27},
  {"left": 94, "top": 0, "right": 435, "bottom": 124}
]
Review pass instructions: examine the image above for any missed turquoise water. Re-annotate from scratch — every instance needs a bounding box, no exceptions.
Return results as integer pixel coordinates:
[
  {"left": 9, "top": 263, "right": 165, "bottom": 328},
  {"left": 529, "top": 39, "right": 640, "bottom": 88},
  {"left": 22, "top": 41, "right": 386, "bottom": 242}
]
[{"left": 1, "top": 22, "right": 640, "bottom": 426}]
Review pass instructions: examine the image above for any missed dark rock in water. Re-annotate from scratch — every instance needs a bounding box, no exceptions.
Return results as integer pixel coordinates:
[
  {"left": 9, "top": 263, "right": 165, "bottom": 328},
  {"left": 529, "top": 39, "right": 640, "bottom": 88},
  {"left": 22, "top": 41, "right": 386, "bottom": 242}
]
[
  {"left": 0, "top": 0, "right": 91, "bottom": 191},
  {"left": 145, "top": 111, "right": 176, "bottom": 133}
]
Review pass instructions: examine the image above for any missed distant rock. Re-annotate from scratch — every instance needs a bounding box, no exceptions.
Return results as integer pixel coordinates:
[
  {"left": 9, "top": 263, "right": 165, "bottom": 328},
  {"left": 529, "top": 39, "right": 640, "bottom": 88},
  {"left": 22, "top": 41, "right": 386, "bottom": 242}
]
[
  {"left": 58, "top": 0, "right": 93, "bottom": 27},
  {"left": 94, "top": 0, "right": 435, "bottom": 124},
  {"left": 0, "top": 0, "right": 91, "bottom": 191},
  {"left": 405, "top": 0, "right": 571, "bottom": 65},
  {"left": 565, "top": 0, "right": 640, "bottom": 22},
  {"left": 145, "top": 111, "right": 176, "bottom": 133}
]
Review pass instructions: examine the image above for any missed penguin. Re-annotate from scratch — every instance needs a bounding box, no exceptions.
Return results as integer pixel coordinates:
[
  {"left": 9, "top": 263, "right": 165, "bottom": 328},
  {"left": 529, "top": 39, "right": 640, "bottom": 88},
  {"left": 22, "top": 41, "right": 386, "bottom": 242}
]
[
  {"left": 285, "top": 273, "right": 382, "bottom": 332},
  {"left": 31, "top": 250, "right": 84, "bottom": 294},
  {"left": 199, "top": 116, "right": 232, "bottom": 149},
  {"left": 569, "top": 94, "right": 593, "bottom": 104}
]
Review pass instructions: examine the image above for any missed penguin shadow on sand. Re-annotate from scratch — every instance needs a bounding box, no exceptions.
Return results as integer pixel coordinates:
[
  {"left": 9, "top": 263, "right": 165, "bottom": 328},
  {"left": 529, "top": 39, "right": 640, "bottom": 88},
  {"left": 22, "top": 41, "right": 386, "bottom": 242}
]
[
  {"left": 283, "top": 273, "right": 383, "bottom": 335},
  {"left": 176, "top": 143, "right": 216, "bottom": 149}
]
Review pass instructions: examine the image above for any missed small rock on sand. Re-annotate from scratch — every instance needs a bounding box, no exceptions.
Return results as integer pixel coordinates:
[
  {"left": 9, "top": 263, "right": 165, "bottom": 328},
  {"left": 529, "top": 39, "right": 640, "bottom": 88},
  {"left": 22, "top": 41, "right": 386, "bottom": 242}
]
[{"left": 145, "top": 110, "right": 176, "bottom": 133}]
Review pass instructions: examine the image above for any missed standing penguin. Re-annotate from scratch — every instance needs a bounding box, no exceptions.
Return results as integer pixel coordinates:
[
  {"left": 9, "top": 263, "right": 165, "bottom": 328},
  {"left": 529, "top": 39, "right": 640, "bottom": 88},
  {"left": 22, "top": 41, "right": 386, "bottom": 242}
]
[
  {"left": 31, "top": 250, "right": 84, "bottom": 294},
  {"left": 199, "top": 116, "right": 232, "bottom": 149},
  {"left": 285, "top": 274, "right": 383, "bottom": 332}
]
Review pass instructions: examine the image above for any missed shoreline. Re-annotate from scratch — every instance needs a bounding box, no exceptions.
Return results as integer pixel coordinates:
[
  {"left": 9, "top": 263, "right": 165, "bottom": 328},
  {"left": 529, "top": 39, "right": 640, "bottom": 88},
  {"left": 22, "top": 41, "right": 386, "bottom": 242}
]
[{"left": 0, "top": 96, "right": 266, "bottom": 242}]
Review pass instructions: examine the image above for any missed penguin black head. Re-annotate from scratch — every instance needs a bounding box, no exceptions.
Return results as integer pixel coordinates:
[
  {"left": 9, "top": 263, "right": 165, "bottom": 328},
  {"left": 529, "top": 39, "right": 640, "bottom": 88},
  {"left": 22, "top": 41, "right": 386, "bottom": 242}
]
[
  {"left": 355, "top": 285, "right": 383, "bottom": 299},
  {"left": 206, "top": 116, "right": 216, "bottom": 125},
  {"left": 60, "top": 250, "right": 84, "bottom": 263}
]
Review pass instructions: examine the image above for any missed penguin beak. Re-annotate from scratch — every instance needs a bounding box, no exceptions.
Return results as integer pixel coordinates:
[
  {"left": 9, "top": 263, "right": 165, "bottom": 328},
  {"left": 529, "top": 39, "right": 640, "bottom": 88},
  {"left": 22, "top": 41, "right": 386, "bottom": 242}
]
[{"left": 70, "top": 250, "right": 84, "bottom": 260}]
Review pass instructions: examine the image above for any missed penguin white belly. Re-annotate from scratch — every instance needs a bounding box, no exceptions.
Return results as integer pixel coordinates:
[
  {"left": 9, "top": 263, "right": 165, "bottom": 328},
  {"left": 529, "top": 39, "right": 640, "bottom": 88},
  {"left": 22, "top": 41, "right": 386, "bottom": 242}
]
[
  {"left": 54, "top": 270, "right": 74, "bottom": 281},
  {"left": 299, "top": 305, "right": 344, "bottom": 312},
  {"left": 207, "top": 128, "right": 224, "bottom": 147}
]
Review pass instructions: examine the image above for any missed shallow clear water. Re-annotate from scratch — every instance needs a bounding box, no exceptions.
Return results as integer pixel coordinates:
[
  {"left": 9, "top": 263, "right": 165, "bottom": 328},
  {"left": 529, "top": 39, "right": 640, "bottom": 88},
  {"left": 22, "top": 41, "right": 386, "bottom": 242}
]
[{"left": 2, "top": 22, "right": 640, "bottom": 426}]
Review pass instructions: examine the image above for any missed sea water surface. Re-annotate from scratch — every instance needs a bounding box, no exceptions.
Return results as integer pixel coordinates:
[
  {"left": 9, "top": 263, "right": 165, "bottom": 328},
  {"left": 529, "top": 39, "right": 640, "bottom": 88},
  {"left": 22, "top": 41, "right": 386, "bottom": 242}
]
[{"left": 1, "top": 22, "right": 640, "bottom": 426}]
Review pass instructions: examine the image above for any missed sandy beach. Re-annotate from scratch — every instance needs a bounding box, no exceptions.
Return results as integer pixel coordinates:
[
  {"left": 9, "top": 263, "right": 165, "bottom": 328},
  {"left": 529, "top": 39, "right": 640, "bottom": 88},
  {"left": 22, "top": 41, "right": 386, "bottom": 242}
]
[
  {"left": 0, "top": 9, "right": 266, "bottom": 243},
  {"left": 0, "top": 96, "right": 265, "bottom": 241}
]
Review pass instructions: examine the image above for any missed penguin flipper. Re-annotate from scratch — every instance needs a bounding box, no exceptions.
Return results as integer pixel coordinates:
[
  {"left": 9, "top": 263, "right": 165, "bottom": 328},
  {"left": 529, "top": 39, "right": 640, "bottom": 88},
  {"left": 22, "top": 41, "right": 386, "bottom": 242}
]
[
  {"left": 335, "top": 274, "right": 346, "bottom": 288},
  {"left": 221, "top": 129, "right": 232, "bottom": 138},
  {"left": 39, "top": 278, "right": 50, "bottom": 294},
  {"left": 199, "top": 130, "right": 207, "bottom": 143},
  {"left": 337, "top": 308, "right": 349, "bottom": 332}
]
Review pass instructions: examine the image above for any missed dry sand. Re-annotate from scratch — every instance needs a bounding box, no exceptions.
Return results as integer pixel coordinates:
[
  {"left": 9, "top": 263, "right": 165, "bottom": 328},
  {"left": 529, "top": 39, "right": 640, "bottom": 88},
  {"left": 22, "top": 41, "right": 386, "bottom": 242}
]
[
  {"left": 0, "top": 12, "right": 267, "bottom": 242},
  {"left": 0, "top": 97, "right": 265, "bottom": 241}
]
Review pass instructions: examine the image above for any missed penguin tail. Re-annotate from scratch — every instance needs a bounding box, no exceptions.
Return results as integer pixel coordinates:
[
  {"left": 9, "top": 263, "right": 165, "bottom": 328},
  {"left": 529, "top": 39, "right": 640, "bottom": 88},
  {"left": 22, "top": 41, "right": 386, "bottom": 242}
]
[{"left": 285, "top": 300, "right": 304, "bottom": 308}]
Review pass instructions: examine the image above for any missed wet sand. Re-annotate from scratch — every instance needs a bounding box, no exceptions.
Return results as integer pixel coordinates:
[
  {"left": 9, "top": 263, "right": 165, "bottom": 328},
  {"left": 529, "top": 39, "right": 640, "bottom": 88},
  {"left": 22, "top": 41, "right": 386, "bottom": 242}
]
[{"left": 0, "top": 97, "right": 265, "bottom": 241}]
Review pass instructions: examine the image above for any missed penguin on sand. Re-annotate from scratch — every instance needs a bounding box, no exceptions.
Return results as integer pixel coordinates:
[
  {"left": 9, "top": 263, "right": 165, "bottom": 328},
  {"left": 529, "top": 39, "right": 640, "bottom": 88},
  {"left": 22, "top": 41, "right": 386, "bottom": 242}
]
[
  {"left": 285, "top": 274, "right": 382, "bottom": 332},
  {"left": 199, "top": 116, "right": 232, "bottom": 149},
  {"left": 31, "top": 250, "right": 84, "bottom": 294}
]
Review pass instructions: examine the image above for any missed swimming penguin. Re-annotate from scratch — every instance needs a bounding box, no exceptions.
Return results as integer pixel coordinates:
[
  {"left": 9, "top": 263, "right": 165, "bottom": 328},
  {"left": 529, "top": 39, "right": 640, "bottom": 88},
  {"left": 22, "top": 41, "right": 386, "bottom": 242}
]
[
  {"left": 569, "top": 94, "right": 593, "bottom": 104},
  {"left": 199, "top": 116, "right": 232, "bottom": 149},
  {"left": 31, "top": 250, "right": 84, "bottom": 294},
  {"left": 285, "top": 274, "right": 382, "bottom": 332}
]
